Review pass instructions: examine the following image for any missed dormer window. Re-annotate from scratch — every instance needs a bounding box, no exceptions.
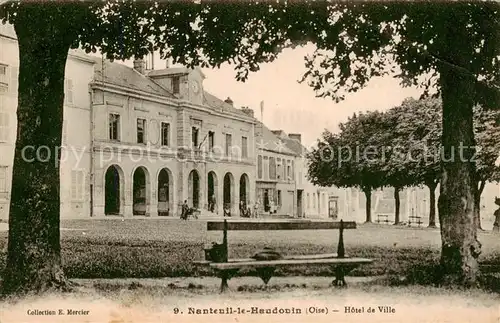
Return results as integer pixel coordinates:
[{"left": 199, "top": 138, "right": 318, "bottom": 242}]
[{"left": 172, "top": 76, "right": 180, "bottom": 94}]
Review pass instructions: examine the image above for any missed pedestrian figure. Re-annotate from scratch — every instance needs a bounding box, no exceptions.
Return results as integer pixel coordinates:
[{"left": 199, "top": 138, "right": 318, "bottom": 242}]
[
  {"left": 181, "top": 200, "right": 189, "bottom": 220},
  {"left": 239, "top": 200, "right": 247, "bottom": 217},
  {"left": 253, "top": 201, "right": 260, "bottom": 218},
  {"left": 224, "top": 203, "right": 231, "bottom": 217},
  {"left": 493, "top": 197, "right": 500, "bottom": 233},
  {"left": 209, "top": 194, "right": 216, "bottom": 213}
]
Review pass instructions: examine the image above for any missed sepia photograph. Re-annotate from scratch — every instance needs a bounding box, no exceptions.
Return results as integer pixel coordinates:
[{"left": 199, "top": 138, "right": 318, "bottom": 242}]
[{"left": 0, "top": 0, "right": 499, "bottom": 322}]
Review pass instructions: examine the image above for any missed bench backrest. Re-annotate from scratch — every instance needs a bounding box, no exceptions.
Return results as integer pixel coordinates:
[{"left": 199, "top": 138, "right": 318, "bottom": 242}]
[
  {"left": 206, "top": 220, "right": 355, "bottom": 262},
  {"left": 207, "top": 220, "right": 356, "bottom": 231}
]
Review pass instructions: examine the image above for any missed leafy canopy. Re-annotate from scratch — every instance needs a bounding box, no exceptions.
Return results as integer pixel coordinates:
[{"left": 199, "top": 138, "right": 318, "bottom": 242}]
[
  {"left": 2, "top": 1, "right": 498, "bottom": 102},
  {"left": 308, "top": 110, "right": 388, "bottom": 191}
]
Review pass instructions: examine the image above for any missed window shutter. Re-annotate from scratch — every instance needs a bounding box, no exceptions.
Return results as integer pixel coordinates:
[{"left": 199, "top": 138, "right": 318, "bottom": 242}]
[
  {"left": 71, "top": 171, "right": 77, "bottom": 200},
  {"left": 0, "top": 64, "right": 8, "bottom": 85},
  {"left": 9, "top": 66, "right": 18, "bottom": 96},
  {"left": 0, "top": 96, "right": 8, "bottom": 142},
  {"left": 79, "top": 171, "right": 85, "bottom": 200},
  {"left": 0, "top": 166, "right": 6, "bottom": 192},
  {"left": 65, "top": 78, "right": 74, "bottom": 104},
  {"left": 62, "top": 119, "right": 67, "bottom": 145}
]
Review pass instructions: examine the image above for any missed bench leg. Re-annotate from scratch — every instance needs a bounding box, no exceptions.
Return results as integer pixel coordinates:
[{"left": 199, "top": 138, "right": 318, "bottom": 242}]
[
  {"left": 217, "top": 269, "right": 239, "bottom": 293},
  {"left": 332, "top": 265, "right": 347, "bottom": 287},
  {"left": 256, "top": 267, "right": 276, "bottom": 285}
]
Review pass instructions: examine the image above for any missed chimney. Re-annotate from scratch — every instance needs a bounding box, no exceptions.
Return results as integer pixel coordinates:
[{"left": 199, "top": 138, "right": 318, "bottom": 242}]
[
  {"left": 288, "top": 133, "right": 302, "bottom": 143},
  {"left": 224, "top": 97, "right": 234, "bottom": 106},
  {"left": 240, "top": 106, "right": 254, "bottom": 117},
  {"left": 166, "top": 57, "right": 172, "bottom": 68},
  {"left": 271, "top": 130, "right": 286, "bottom": 138},
  {"left": 133, "top": 58, "right": 146, "bottom": 74}
]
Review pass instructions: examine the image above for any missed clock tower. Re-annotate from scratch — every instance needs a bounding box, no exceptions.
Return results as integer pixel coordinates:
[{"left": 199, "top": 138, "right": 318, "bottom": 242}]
[{"left": 187, "top": 68, "right": 205, "bottom": 105}]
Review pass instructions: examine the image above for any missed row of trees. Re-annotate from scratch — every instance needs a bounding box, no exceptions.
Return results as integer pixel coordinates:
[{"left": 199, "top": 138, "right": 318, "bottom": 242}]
[{"left": 308, "top": 97, "right": 500, "bottom": 228}]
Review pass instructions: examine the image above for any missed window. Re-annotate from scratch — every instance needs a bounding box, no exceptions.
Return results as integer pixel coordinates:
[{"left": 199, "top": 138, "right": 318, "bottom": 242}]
[
  {"left": 161, "top": 122, "right": 170, "bottom": 146},
  {"left": 0, "top": 64, "right": 8, "bottom": 86},
  {"left": 0, "top": 166, "right": 7, "bottom": 192},
  {"left": 172, "top": 76, "right": 180, "bottom": 94},
  {"left": 71, "top": 170, "right": 85, "bottom": 201},
  {"left": 307, "top": 193, "right": 310, "bottom": 209},
  {"left": 208, "top": 131, "right": 215, "bottom": 152},
  {"left": 192, "top": 127, "right": 199, "bottom": 148},
  {"left": 269, "top": 157, "right": 276, "bottom": 180},
  {"left": 277, "top": 190, "right": 282, "bottom": 207},
  {"left": 65, "top": 78, "right": 73, "bottom": 104},
  {"left": 257, "top": 155, "right": 263, "bottom": 179},
  {"left": 242, "top": 136, "right": 248, "bottom": 158},
  {"left": 0, "top": 96, "right": 9, "bottom": 143},
  {"left": 263, "top": 156, "right": 269, "bottom": 179},
  {"left": 287, "top": 164, "right": 291, "bottom": 180},
  {"left": 109, "top": 113, "right": 120, "bottom": 141},
  {"left": 313, "top": 193, "right": 316, "bottom": 209},
  {"left": 62, "top": 119, "right": 67, "bottom": 145},
  {"left": 137, "top": 118, "right": 147, "bottom": 144},
  {"left": 225, "top": 133, "right": 232, "bottom": 156}
]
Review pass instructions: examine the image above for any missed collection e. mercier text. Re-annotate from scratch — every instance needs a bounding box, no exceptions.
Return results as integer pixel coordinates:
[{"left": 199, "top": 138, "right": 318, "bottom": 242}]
[
  {"left": 174, "top": 306, "right": 396, "bottom": 315},
  {"left": 27, "top": 309, "right": 89, "bottom": 316}
]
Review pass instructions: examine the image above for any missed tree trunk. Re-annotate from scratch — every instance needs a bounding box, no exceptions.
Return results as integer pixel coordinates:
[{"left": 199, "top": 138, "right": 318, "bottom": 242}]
[
  {"left": 393, "top": 187, "right": 401, "bottom": 225},
  {"left": 437, "top": 61, "right": 481, "bottom": 287},
  {"left": 474, "top": 181, "right": 485, "bottom": 231},
  {"left": 1, "top": 12, "right": 75, "bottom": 296},
  {"left": 427, "top": 181, "right": 438, "bottom": 228},
  {"left": 363, "top": 188, "right": 372, "bottom": 223}
]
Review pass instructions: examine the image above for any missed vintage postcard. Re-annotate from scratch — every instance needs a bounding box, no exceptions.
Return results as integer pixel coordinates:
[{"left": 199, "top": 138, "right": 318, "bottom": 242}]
[{"left": 0, "top": 1, "right": 499, "bottom": 322}]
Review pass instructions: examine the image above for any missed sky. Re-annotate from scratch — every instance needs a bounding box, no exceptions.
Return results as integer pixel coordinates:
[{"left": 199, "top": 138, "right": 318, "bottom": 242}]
[
  {"left": 109, "top": 44, "right": 424, "bottom": 149},
  {"left": 200, "top": 45, "right": 424, "bottom": 148}
]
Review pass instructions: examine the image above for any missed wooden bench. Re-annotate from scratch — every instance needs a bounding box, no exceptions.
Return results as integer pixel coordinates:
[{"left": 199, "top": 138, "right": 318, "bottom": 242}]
[
  {"left": 376, "top": 214, "right": 391, "bottom": 225},
  {"left": 408, "top": 215, "right": 423, "bottom": 227},
  {"left": 196, "top": 219, "right": 373, "bottom": 292}
]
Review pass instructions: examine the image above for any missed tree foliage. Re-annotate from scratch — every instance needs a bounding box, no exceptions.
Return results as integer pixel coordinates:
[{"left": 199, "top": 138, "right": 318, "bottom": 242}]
[{"left": 308, "top": 110, "right": 389, "bottom": 222}]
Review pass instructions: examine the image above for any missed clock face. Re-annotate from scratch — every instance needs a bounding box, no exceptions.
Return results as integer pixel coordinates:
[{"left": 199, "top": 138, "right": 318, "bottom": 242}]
[{"left": 191, "top": 80, "right": 200, "bottom": 94}]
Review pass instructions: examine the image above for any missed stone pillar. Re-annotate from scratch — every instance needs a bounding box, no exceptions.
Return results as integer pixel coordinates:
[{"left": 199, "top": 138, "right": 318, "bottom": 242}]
[
  {"left": 218, "top": 178, "right": 224, "bottom": 216},
  {"left": 123, "top": 176, "right": 133, "bottom": 217},
  {"left": 149, "top": 178, "right": 158, "bottom": 217},
  {"left": 198, "top": 164, "right": 205, "bottom": 211},
  {"left": 177, "top": 164, "right": 185, "bottom": 217},
  {"left": 93, "top": 167, "right": 105, "bottom": 217},
  {"left": 234, "top": 179, "right": 240, "bottom": 216}
]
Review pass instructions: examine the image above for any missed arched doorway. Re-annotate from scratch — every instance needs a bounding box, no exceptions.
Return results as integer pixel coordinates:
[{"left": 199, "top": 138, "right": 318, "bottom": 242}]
[
  {"left": 188, "top": 170, "right": 200, "bottom": 208},
  {"left": 239, "top": 173, "right": 250, "bottom": 207},
  {"left": 223, "top": 173, "right": 234, "bottom": 214},
  {"left": 264, "top": 189, "right": 270, "bottom": 212},
  {"left": 105, "top": 165, "right": 123, "bottom": 215},
  {"left": 158, "top": 168, "right": 173, "bottom": 216},
  {"left": 207, "top": 171, "right": 218, "bottom": 213},
  {"left": 133, "top": 166, "right": 150, "bottom": 215}
]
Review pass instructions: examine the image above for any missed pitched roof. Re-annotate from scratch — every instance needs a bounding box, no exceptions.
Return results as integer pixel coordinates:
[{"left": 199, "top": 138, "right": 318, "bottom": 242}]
[
  {"left": 203, "top": 91, "right": 251, "bottom": 118},
  {"left": 147, "top": 67, "right": 189, "bottom": 77},
  {"left": 255, "top": 122, "right": 298, "bottom": 156},
  {"left": 91, "top": 57, "right": 175, "bottom": 98},
  {"left": 281, "top": 137, "right": 307, "bottom": 156},
  {"left": 270, "top": 129, "right": 307, "bottom": 156}
]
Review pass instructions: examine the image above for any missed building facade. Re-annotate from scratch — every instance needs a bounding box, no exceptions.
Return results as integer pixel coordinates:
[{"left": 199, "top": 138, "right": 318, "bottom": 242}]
[
  {"left": 0, "top": 24, "right": 256, "bottom": 219},
  {"left": 253, "top": 124, "right": 299, "bottom": 216}
]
